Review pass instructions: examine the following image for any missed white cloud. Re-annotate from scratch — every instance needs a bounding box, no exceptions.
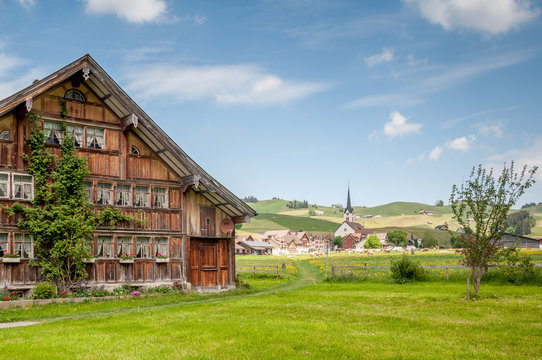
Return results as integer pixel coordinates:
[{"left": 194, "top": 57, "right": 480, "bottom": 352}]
[
  {"left": 0, "top": 48, "right": 43, "bottom": 100},
  {"left": 477, "top": 121, "right": 504, "bottom": 138},
  {"left": 429, "top": 146, "right": 443, "bottom": 161},
  {"left": 83, "top": 0, "right": 169, "bottom": 23},
  {"left": 364, "top": 48, "right": 395, "bottom": 67},
  {"left": 124, "top": 63, "right": 329, "bottom": 105},
  {"left": 368, "top": 130, "right": 379, "bottom": 142},
  {"left": 345, "top": 93, "right": 423, "bottom": 108},
  {"left": 383, "top": 111, "right": 422, "bottom": 138},
  {"left": 405, "top": 0, "right": 540, "bottom": 35},
  {"left": 447, "top": 135, "right": 476, "bottom": 151},
  {"left": 17, "top": 0, "right": 36, "bottom": 9},
  {"left": 487, "top": 141, "right": 542, "bottom": 180}
]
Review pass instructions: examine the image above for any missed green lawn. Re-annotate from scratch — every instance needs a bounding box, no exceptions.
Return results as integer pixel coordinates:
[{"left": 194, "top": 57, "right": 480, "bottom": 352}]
[
  {"left": 0, "top": 257, "right": 541, "bottom": 359},
  {"left": 240, "top": 213, "right": 339, "bottom": 234}
]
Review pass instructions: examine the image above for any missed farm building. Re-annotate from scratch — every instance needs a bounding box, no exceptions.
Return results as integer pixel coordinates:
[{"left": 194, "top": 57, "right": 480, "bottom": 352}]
[
  {"left": 498, "top": 233, "right": 541, "bottom": 249},
  {"left": 0, "top": 54, "right": 256, "bottom": 293}
]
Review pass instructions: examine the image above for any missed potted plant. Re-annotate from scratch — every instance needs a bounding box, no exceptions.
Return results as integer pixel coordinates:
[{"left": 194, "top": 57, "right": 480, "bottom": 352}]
[
  {"left": 155, "top": 252, "right": 169, "bottom": 263},
  {"left": 119, "top": 252, "right": 135, "bottom": 264},
  {"left": 2, "top": 251, "right": 21, "bottom": 263}
]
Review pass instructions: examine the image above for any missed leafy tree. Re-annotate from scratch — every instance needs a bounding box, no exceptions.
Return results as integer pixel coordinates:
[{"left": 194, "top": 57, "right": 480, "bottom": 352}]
[
  {"left": 422, "top": 235, "right": 439, "bottom": 249},
  {"left": 332, "top": 236, "right": 343, "bottom": 248},
  {"left": 435, "top": 200, "right": 444, "bottom": 207},
  {"left": 7, "top": 114, "right": 132, "bottom": 292},
  {"left": 450, "top": 163, "right": 537, "bottom": 296},
  {"left": 364, "top": 234, "right": 382, "bottom": 249},
  {"left": 308, "top": 209, "right": 316, "bottom": 216},
  {"left": 388, "top": 230, "right": 407, "bottom": 247},
  {"left": 520, "top": 202, "right": 536, "bottom": 209},
  {"left": 243, "top": 196, "right": 258, "bottom": 203}
]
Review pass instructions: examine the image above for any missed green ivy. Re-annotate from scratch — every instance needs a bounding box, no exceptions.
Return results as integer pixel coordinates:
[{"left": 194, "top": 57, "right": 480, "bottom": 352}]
[{"left": 6, "top": 113, "right": 134, "bottom": 291}]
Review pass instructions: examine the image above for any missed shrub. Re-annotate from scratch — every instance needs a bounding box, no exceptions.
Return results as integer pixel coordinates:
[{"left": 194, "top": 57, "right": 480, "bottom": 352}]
[
  {"left": 143, "top": 286, "right": 173, "bottom": 294},
  {"left": 112, "top": 283, "right": 133, "bottom": 296},
  {"left": 493, "top": 248, "right": 540, "bottom": 284},
  {"left": 33, "top": 282, "right": 57, "bottom": 299},
  {"left": 390, "top": 255, "right": 426, "bottom": 284},
  {"left": 364, "top": 234, "right": 383, "bottom": 249}
]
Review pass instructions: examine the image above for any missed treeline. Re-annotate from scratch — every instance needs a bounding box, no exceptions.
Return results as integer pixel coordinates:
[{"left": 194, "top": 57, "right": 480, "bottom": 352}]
[
  {"left": 287, "top": 200, "right": 309, "bottom": 209},
  {"left": 521, "top": 202, "right": 541, "bottom": 209},
  {"left": 243, "top": 196, "right": 258, "bottom": 203},
  {"left": 506, "top": 210, "right": 536, "bottom": 235}
]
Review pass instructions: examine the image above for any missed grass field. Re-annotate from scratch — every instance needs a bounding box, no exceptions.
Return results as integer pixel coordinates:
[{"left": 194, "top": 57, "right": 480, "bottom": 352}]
[
  {"left": 0, "top": 254, "right": 541, "bottom": 359},
  {"left": 240, "top": 213, "right": 339, "bottom": 234}
]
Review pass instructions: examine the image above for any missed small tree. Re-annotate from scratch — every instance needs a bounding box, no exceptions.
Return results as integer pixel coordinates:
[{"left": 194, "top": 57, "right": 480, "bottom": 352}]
[
  {"left": 388, "top": 230, "right": 407, "bottom": 247},
  {"left": 422, "top": 235, "right": 438, "bottom": 249},
  {"left": 364, "top": 234, "right": 382, "bottom": 249},
  {"left": 435, "top": 200, "right": 444, "bottom": 207},
  {"left": 450, "top": 163, "right": 537, "bottom": 296},
  {"left": 332, "top": 236, "right": 343, "bottom": 249},
  {"left": 7, "top": 114, "right": 131, "bottom": 292}
]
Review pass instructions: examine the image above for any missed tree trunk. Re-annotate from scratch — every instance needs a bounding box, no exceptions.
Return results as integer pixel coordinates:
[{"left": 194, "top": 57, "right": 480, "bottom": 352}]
[{"left": 474, "top": 266, "right": 483, "bottom": 296}]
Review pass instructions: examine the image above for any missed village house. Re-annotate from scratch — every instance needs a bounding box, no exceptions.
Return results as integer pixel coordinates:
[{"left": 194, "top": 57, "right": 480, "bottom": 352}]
[
  {"left": 0, "top": 54, "right": 256, "bottom": 293},
  {"left": 498, "top": 233, "right": 542, "bottom": 249},
  {"left": 334, "top": 186, "right": 375, "bottom": 240},
  {"left": 235, "top": 234, "right": 273, "bottom": 255}
]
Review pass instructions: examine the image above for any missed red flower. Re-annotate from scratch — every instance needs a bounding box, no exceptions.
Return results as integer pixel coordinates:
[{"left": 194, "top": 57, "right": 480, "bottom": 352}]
[
  {"left": 4, "top": 296, "right": 8, "bottom": 301},
  {"left": 10, "top": 292, "right": 14, "bottom": 295},
  {"left": 104, "top": 289, "right": 107, "bottom": 292},
  {"left": 129, "top": 253, "right": 134, "bottom": 256},
  {"left": 157, "top": 253, "right": 161, "bottom": 256},
  {"left": 174, "top": 286, "right": 178, "bottom": 289}
]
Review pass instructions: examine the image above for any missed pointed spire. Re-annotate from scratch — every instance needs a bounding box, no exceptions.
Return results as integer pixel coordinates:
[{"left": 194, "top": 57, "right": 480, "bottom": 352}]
[{"left": 345, "top": 183, "right": 353, "bottom": 214}]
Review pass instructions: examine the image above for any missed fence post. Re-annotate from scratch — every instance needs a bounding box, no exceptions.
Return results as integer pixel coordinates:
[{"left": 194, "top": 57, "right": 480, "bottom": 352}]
[
  {"left": 253, "top": 266, "right": 256, "bottom": 277},
  {"left": 276, "top": 265, "right": 279, "bottom": 278},
  {"left": 446, "top": 267, "right": 449, "bottom": 281},
  {"left": 332, "top": 266, "right": 335, "bottom": 279},
  {"left": 363, "top": 263, "right": 367, "bottom": 280},
  {"left": 467, "top": 277, "right": 470, "bottom": 300}
]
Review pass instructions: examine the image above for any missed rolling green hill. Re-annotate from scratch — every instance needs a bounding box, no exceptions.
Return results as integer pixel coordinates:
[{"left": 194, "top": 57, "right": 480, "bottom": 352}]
[
  {"left": 354, "top": 201, "right": 453, "bottom": 217},
  {"left": 239, "top": 213, "right": 339, "bottom": 234}
]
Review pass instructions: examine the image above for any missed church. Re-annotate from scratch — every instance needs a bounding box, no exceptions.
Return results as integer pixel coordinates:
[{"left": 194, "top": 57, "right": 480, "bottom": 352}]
[{"left": 334, "top": 186, "right": 374, "bottom": 246}]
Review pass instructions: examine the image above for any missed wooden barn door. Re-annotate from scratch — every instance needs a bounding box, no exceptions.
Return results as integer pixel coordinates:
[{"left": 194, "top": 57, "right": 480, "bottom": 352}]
[{"left": 189, "top": 238, "right": 231, "bottom": 288}]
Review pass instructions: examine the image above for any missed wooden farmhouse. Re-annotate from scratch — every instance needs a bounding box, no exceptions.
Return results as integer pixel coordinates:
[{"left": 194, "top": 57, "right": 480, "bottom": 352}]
[{"left": 0, "top": 54, "right": 256, "bottom": 292}]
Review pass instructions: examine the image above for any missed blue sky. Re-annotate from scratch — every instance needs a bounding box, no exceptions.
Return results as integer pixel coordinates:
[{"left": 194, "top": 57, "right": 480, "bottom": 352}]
[{"left": 1, "top": 0, "right": 541, "bottom": 207}]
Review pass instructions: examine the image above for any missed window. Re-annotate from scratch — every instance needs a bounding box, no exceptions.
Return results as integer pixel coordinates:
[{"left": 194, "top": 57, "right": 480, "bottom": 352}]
[
  {"left": 44, "top": 121, "right": 63, "bottom": 145},
  {"left": 87, "top": 127, "right": 104, "bottom": 149},
  {"left": 66, "top": 125, "right": 84, "bottom": 147},
  {"left": 135, "top": 185, "right": 150, "bottom": 207},
  {"left": 0, "top": 233, "right": 8, "bottom": 255},
  {"left": 0, "top": 173, "right": 9, "bottom": 198},
  {"left": 116, "top": 184, "right": 132, "bottom": 206},
  {"left": 84, "top": 181, "right": 94, "bottom": 202},
  {"left": 12, "top": 174, "right": 33, "bottom": 200},
  {"left": 155, "top": 237, "right": 169, "bottom": 257},
  {"left": 65, "top": 89, "right": 86, "bottom": 102},
  {"left": 14, "top": 234, "right": 33, "bottom": 259},
  {"left": 131, "top": 145, "right": 140, "bottom": 155},
  {"left": 117, "top": 236, "right": 134, "bottom": 257},
  {"left": 97, "top": 236, "right": 114, "bottom": 258},
  {"left": 96, "top": 182, "right": 113, "bottom": 205},
  {"left": 153, "top": 187, "right": 168, "bottom": 209},
  {"left": 0, "top": 130, "right": 9, "bottom": 140},
  {"left": 136, "top": 237, "right": 151, "bottom": 258}
]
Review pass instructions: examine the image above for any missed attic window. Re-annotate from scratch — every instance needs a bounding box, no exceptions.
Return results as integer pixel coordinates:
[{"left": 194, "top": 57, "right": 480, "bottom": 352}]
[
  {"left": 0, "top": 130, "right": 9, "bottom": 140},
  {"left": 131, "top": 145, "right": 140, "bottom": 155},
  {"left": 64, "top": 89, "right": 86, "bottom": 102}
]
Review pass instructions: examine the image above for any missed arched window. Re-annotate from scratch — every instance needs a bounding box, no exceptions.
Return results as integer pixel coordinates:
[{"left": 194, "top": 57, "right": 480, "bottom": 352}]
[
  {"left": 64, "top": 89, "right": 86, "bottom": 102},
  {"left": 131, "top": 145, "right": 140, "bottom": 155}
]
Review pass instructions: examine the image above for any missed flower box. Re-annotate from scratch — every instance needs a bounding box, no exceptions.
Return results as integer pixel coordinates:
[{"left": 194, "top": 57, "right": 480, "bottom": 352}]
[
  {"left": 155, "top": 258, "right": 169, "bottom": 263},
  {"left": 83, "top": 258, "right": 95, "bottom": 264},
  {"left": 119, "top": 259, "right": 134, "bottom": 264},
  {"left": 3, "top": 257, "right": 21, "bottom": 263}
]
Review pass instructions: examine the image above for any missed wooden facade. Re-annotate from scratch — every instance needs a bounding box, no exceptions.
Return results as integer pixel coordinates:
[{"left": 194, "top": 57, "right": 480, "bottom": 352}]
[{"left": 0, "top": 55, "right": 256, "bottom": 292}]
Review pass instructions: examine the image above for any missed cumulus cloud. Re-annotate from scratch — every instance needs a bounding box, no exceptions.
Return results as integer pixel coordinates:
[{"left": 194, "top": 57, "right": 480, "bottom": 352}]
[
  {"left": 83, "top": 0, "right": 169, "bottom": 23},
  {"left": 383, "top": 111, "right": 422, "bottom": 138},
  {"left": 446, "top": 135, "right": 476, "bottom": 151},
  {"left": 477, "top": 121, "right": 504, "bottom": 138},
  {"left": 123, "top": 63, "right": 329, "bottom": 105},
  {"left": 364, "top": 48, "right": 395, "bottom": 67},
  {"left": 405, "top": 0, "right": 540, "bottom": 35},
  {"left": 429, "top": 146, "right": 443, "bottom": 161}
]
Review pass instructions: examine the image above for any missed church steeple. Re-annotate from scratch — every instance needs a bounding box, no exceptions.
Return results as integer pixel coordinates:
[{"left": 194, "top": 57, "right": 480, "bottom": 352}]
[{"left": 344, "top": 184, "right": 354, "bottom": 222}]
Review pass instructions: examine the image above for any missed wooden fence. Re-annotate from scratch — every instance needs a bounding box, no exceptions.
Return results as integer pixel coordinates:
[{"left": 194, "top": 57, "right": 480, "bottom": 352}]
[
  {"left": 331, "top": 263, "right": 542, "bottom": 280},
  {"left": 235, "top": 265, "right": 279, "bottom": 278}
]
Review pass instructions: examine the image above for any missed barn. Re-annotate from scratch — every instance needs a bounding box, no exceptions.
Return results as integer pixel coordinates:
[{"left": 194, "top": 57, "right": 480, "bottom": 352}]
[{"left": 0, "top": 54, "right": 256, "bottom": 292}]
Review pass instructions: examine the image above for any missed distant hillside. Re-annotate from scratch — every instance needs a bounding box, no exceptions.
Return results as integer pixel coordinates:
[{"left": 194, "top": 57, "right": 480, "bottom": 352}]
[
  {"left": 374, "top": 226, "right": 458, "bottom": 245},
  {"left": 248, "top": 199, "right": 291, "bottom": 214},
  {"left": 354, "top": 202, "right": 453, "bottom": 217},
  {"left": 239, "top": 213, "right": 338, "bottom": 234}
]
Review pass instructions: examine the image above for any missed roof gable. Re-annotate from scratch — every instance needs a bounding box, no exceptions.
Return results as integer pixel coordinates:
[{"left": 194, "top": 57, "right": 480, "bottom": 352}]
[{"left": 0, "top": 54, "right": 256, "bottom": 219}]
